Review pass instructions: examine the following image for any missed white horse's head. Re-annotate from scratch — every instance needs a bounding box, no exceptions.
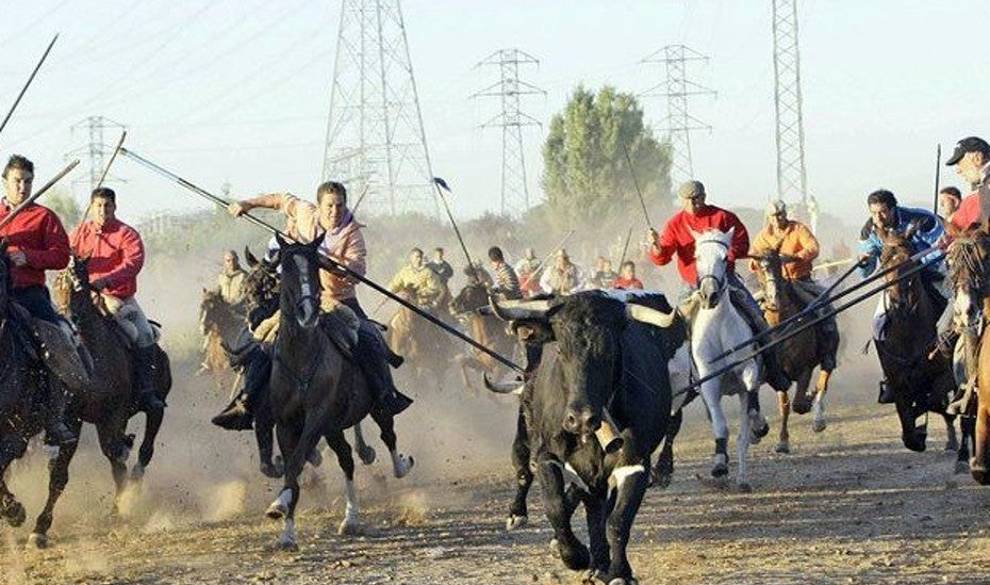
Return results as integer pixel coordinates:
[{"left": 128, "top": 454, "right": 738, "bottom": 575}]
[{"left": 692, "top": 227, "right": 735, "bottom": 309}]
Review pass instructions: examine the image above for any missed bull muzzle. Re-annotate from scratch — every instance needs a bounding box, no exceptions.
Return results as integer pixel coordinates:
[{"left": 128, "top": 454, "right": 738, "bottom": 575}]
[{"left": 562, "top": 402, "right": 601, "bottom": 436}]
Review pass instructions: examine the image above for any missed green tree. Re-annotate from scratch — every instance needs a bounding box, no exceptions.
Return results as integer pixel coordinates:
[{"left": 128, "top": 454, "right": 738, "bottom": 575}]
[
  {"left": 542, "top": 85, "right": 672, "bottom": 230},
  {"left": 46, "top": 188, "right": 82, "bottom": 226}
]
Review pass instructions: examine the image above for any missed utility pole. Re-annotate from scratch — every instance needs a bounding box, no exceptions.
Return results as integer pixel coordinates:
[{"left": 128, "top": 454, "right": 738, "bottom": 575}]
[
  {"left": 772, "top": 0, "right": 809, "bottom": 205},
  {"left": 471, "top": 48, "right": 545, "bottom": 217},
  {"left": 322, "top": 0, "right": 438, "bottom": 217},
  {"left": 66, "top": 115, "right": 126, "bottom": 196},
  {"left": 641, "top": 45, "right": 715, "bottom": 187}
]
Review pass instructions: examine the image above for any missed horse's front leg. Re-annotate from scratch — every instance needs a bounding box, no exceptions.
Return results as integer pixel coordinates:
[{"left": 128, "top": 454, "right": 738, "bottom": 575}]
[
  {"left": 699, "top": 378, "right": 729, "bottom": 478},
  {"left": 351, "top": 421, "right": 376, "bottom": 466},
  {"left": 0, "top": 433, "right": 28, "bottom": 528},
  {"left": 775, "top": 390, "right": 791, "bottom": 454},
  {"left": 30, "top": 419, "right": 81, "bottom": 548},
  {"left": 96, "top": 413, "right": 131, "bottom": 519},
  {"left": 972, "top": 385, "right": 990, "bottom": 484},
  {"left": 132, "top": 406, "right": 164, "bottom": 483}
]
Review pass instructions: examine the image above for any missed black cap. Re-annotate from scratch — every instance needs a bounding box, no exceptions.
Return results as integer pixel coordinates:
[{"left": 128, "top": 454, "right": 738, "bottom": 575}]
[{"left": 945, "top": 136, "right": 990, "bottom": 166}]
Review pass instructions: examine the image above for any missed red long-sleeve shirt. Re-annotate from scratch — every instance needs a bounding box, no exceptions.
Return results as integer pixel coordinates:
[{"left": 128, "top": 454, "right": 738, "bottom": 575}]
[
  {"left": 69, "top": 218, "right": 145, "bottom": 299},
  {"left": 648, "top": 205, "right": 750, "bottom": 285},
  {"left": 0, "top": 201, "right": 70, "bottom": 289}
]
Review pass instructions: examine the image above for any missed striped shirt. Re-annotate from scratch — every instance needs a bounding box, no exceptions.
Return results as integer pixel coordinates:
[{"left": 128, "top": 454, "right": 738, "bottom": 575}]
[{"left": 492, "top": 261, "right": 522, "bottom": 300}]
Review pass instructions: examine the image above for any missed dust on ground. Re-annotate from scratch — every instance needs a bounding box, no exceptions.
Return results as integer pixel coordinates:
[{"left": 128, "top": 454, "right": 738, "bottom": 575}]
[{"left": 1, "top": 301, "right": 989, "bottom": 584}]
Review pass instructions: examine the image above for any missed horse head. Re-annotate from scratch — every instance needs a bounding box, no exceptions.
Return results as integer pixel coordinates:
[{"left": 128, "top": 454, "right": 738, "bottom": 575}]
[
  {"left": 274, "top": 233, "right": 325, "bottom": 330},
  {"left": 754, "top": 248, "right": 786, "bottom": 314},
  {"left": 242, "top": 247, "right": 280, "bottom": 314},
  {"left": 450, "top": 280, "right": 489, "bottom": 315},
  {"left": 198, "top": 288, "right": 224, "bottom": 335},
  {"left": 879, "top": 228, "right": 920, "bottom": 313},
  {"left": 692, "top": 227, "right": 734, "bottom": 309},
  {"left": 947, "top": 230, "right": 990, "bottom": 332}
]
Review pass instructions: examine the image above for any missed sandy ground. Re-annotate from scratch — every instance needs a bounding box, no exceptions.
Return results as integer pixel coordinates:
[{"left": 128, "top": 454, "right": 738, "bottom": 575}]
[{"left": 2, "top": 331, "right": 990, "bottom": 584}]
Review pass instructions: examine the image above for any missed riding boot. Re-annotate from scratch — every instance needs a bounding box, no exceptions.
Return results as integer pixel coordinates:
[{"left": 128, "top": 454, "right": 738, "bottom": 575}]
[
  {"left": 43, "top": 378, "right": 77, "bottom": 447},
  {"left": 355, "top": 325, "right": 412, "bottom": 416},
  {"left": 134, "top": 345, "right": 165, "bottom": 414},
  {"left": 212, "top": 344, "right": 271, "bottom": 430}
]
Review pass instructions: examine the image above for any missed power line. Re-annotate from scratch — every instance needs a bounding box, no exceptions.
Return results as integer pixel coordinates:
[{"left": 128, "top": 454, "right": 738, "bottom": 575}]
[
  {"left": 471, "top": 48, "right": 545, "bottom": 217},
  {"left": 322, "top": 0, "right": 438, "bottom": 217},
  {"left": 641, "top": 45, "right": 715, "bottom": 188},
  {"left": 65, "top": 116, "right": 127, "bottom": 197},
  {"left": 772, "top": 0, "right": 809, "bottom": 204}
]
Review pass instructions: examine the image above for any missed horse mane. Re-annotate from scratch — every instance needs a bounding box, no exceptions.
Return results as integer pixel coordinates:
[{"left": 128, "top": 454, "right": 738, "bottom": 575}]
[{"left": 948, "top": 231, "right": 990, "bottom": 293}]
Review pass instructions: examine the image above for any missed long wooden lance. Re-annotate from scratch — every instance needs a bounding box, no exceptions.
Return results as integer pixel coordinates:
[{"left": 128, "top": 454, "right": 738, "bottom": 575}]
[
  {"left": 0, "top": 159, "right": 80, "bottom": 232},
  {"left": 349, "top": 183, "right": 371, "bottom": 216},
  {"left": 119, "top": 148, "right": 523, "bottom": 374},
  {"left": 617, "top": 226, "right": 634, "bottom": 266},
  {"left": 685, "top": 253, "right": 942, "bottom": 392},
  {"left": 932, "top": 144, "right": 942, "bottom": 216},
  {"left": 712, "top": 243, "right": 939, "bottom": 361},
  {"left": 0, "top": 34, "right": 58, "bottom": 139},
  {"left": 622, "top": 143, "right": 653, "bottom": 229},
  {"left": 431, "top": 177, "right": 477, "bottom": 279}
]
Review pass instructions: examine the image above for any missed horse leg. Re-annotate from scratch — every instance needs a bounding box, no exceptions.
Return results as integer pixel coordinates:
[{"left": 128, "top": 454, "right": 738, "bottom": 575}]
[
  {"left": 0, "top": 434, "right": 28, "bottom": 528},
  {"left": 812, "top": 369, "right": 831, "bottom": 433},
  {"left": 775, "top": 391, "right": 791, "bottom": 454},
  {"left": 736, "top": 391, "right": 753, "bottom": 492},
  {"left": 96, "top": 417, "right": 131, "bottom": 518},
  {"left": 254, "top": 400, "right": 281, "bottom": 478},
  {"left": 29, "top": 420, "right": 81, "bottom": 548},
  {"left": 324, "top": 430, "right": 360, "bottom": 535},
  {"left": 942, "top": 413, "right": 959, "bottom": 452},
  {"left": 507, "top": 405, "right": 533, "bottom": 530},
  {"left": 351, "top": 421, "right": 376, "bottom": 466},
  {"left": 266, "top": 421, "right": 310, "bottom": 551},
  {"left": 791, "top": 369, "right": 814, "bottom": 415},
  {"left": 370, "top": 411, "right": 413, "bottom": 478},
  {"left": 538, "top": 456, "right": 589, "bottom": 571},
  {"left": 131, "top": 406, "right": 164, "bottom": 483},
  {"left": 699, "top": 380, "right": 729, "bottom": 479},
  {"left": 972, "top": 389, "right": 990, "bottom": 484},
  {"left": 650, "top": 409, "right": 682, "bottom": 488},
  {"left": 956, "top": 414, "right": 974, "bottom": 475},
  {"left": 894, "top": 393, "right": 926, "bottom": 453}
]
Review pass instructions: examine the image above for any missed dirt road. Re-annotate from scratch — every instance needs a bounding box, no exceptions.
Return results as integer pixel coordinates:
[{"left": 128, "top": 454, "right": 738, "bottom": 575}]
[{"left": 2, "top": 354, "right": 989, "bottom": 584}]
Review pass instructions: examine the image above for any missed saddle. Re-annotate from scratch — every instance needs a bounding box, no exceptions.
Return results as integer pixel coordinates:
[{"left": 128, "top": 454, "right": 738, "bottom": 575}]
[{"left": 249, "top": 304, "right": 360, "bottom": 360}]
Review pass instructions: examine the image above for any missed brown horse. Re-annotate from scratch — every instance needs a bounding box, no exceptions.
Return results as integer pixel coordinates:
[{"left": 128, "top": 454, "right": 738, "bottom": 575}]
[
  {"left": 449, "top": 281, "right": 516, "bottom": 391},
  {"left": 875, "top": 229, "right": 960, "bottom": 456},
  {"left": 53, "top": 257, "right": 172, "bottom": 522},
  {"left": 753, "top": 251, "right": 837, "bottom": 454},
  {"left": 198, "top": 288, "right": 244, "bottom": 386},
  {"left": 944, "top": 232, "right": 987, "bottom": 482},
  {"left": 388, "top": 286, "right": 453, "bottom": 388},
  {"left": 263, "top": 234, "right": 413, "bottom": 549}
]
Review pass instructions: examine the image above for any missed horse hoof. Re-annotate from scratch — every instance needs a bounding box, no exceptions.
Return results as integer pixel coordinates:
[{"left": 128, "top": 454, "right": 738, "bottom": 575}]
[
  {"left": 944, "top": 439, "right": 959, "bottom": 453},
  {"left": 775, "top": 441, "right": 790, "bottom": 454},
  {"left": 273, "top": 455, "right": 284, "bottom": 474},
  {"left": 649, "top": 468, "right": 672, "bottom": 489},
  {"left": 711, "top": 463, "right": 728, "bottom": 478},
  {"left": 608, "top": 578, "right": 638, "bottom": 585},
  {"left": 358, "top": 446, "right": 377, "bottom": 466},
  {"left": 265, "top": 501, "right": 287, "bottom": 520},
  {"left": 505, "top": 514, "right": 528, "bottom": 531},
  {"left": 307, "top": 449, "right": 323, "bottom": 467},
  {"left": 129, "top": 464, "right": 145, "bottom": 482},
  {"left": 275, "top": 535, "right": 298, "bottom": 551},
  {"left": 954, "top": 460, "right": 969, "bottom": 475},
  {"left": 812, "top": 417, "right": 827, "bottom": 433},
  {"left": 970, "top": 460, "right": 989, "bottom": 485},
  {"left": 3, "top": 501, "right": 25, "bottom": 527},
  {"left": 337, "top": 519, "right": 361, "bottom": 536},
  {"left": 259, "top": 463, "right": 282, "bottom": 479},
  {"left": 27, "top": 533, "right": 48, "bottom": 549},
  {"left": 749, "top": 413, "right": 770, "bottom": 445},
  {"left": 737, "top": 481, "right": 753, "bottom": 493},
  {"left": 393, "top": 454, "right": 414, "bottom": 479}
]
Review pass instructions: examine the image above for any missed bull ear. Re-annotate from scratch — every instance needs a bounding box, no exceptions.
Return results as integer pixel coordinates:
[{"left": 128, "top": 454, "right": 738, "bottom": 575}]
[
  {"left": 512, "top": 321, "right": 553, "bottom": 344},
  {"left": 244, "top": 247, "right": 259, "bottom": 268},
  {"left": 312, "top": 231, "right": 326, "bottom": 250}
]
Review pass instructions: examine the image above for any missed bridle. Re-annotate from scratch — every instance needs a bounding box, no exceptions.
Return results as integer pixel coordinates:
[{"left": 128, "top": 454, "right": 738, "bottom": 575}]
[
  {"left": 291, "top": 253, "right": 321, "bottom": 317},
  {"left": 695, "top": 237, "right": 729, "bottom": 294}
]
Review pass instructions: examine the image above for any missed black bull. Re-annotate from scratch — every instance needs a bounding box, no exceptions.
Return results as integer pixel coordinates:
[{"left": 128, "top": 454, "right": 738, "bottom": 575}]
[{"left": 490, "top": 292, "right": 683, "bottom": 584}]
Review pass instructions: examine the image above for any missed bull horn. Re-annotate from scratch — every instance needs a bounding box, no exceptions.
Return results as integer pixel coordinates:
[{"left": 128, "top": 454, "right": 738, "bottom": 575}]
[
  {"left": 625, "top": 303, "right": 678, "bottom": 328},
  {"left": 488, "top": 297, "right": 553, "bottom": 322},
  {"left": 483, "top": 373, "right": 525, "bottom": 395}
]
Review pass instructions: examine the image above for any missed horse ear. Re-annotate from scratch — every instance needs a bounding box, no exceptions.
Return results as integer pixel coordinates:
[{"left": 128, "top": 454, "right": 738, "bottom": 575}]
[
  {"left": 903, "top": 220, "right": 919, "bottom": 241},
  {"left": 945, "top": 221, "right": 962, "bottom": 240},
  {"left": 244, "top": 247, "right": 259, "bottom": 268},
  {"left": 274, "top": 232, "right": 289, "bottom": 249}
]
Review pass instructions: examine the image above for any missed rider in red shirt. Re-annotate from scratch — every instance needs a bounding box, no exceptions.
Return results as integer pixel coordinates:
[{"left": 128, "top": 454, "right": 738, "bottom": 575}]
[{"left": 647, "top": 180, "right": 790, "bottom": 393}]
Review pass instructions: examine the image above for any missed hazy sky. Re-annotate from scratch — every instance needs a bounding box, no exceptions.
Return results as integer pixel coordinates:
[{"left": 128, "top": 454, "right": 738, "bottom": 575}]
[{"left": 0, "top": 1, "right": 984, "bottom": 226}]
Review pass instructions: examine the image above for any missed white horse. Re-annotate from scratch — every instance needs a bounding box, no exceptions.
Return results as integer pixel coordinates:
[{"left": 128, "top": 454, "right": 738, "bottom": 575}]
[{"left": 691, "top": 227, "right": 769, "bottom": 491}]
